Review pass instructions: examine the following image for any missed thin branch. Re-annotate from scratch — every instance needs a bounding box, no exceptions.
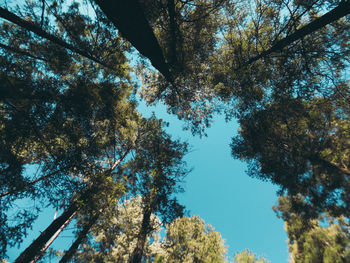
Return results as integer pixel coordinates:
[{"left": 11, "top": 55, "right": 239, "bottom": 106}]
[
  {"left": 111, "top": 145, "right": 132, "bottom": 171},
  {"left": 238, "top": 1, "right": 350, "bottom": 69},
  {"left": 0, "top": 167, "right": 67, "bottom": 198},
  {"left": 0, "top": 42, "right": 48, "bottom": 62},
  {"left": 40, "top": 0, "right": 45, "bottom": 28}
]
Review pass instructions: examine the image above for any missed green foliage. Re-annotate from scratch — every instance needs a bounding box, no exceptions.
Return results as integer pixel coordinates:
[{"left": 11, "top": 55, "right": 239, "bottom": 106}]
[
  {"left": 72, "top": 205, "right": 229, "bottom": 263},
  {"left": 1, "top": 0, "right": 349, "bottom": 261},
  {"left": 155, "top": 216, "right": 227, "bottom": 263},
  {"left": 124, "top": 117, "right": 189, "bottom": 223},
  {"left": 138, "top": 0, "right": 225, "bottom": 135},
  {"left": 233, "top": 249, "right": 269, "bottom": 263},
  {"left": 276, "top": 196, "right": 350, "bottom": 263},
  {"left": 0, "top": 0, "right": 135, "bottom": 257},
  {"left": 71, "top": 196, "right": 163, "bottom": 262},
  {"left": 231, "top": 98, "right": 350, "bottom": 219}
]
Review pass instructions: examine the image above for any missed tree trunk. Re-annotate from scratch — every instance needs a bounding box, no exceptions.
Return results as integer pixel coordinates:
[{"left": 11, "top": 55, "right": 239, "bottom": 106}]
[
  {"left": 32, "top": 210, "right": 77, "bottom": 263},
  {"left": 130, "top": 205, "right": 152, "bottom": 263},
  {"left": 14, "top": 203, "right": 78, "bottom": 263},
  {"left": 59, "top": 214, "right": 99, "bottom": 263},
  {"left": 0, "top": 7, "right": 111, "bottom": 69},
  {"left": 242, "top": 1, "right": 350, "bottom": 68},
  {"left": 94, "top": 0, "right": 172, "bottom": 82},
  {"left": 12, "top": 148, "right": 130, "bottom": 262}
]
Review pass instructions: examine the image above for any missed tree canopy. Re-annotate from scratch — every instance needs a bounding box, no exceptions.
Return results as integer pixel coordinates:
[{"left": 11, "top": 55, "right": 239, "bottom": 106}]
[{"left": 1, "top": 0, "right": 349, "bottom": 261}]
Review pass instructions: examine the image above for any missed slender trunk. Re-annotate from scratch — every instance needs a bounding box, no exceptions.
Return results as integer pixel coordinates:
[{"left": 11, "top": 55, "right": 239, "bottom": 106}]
[
  {"left": 32, "top": 210, "right": 77, "bottom": 263},
  {"left": 13, "top": 148, "right": 129, "bottom": 262},
  {"left": 0, "top": 169, "right": 64, "bottom": 198},
  {"left": 130, "top": 205, "right": 152, "bottom": 263},
  {"left": 0, "top": 42, "right": 48, "bottom": 62},
  {"left": 242, "top": 1, "right": 350, "bottom": 68},
  {"left": 0, "top": 7, "right": 111, "bottom": 69},
  {"left": 14, "top": 202, "right": 78, "bottom": 263},
  {"left": 59, "top": 214, "right": 99, "bottom": 263}
]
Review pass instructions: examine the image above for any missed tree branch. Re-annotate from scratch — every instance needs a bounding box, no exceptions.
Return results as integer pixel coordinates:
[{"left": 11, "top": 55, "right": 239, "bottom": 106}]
[
  {"left": 0, "top": 42, "right": 48, "bottom": 62},
  {"left": 0, "top": 168, "right": 66, "bottom": 198},
  {"left": 0, "top": 7, "right": 113, "bottom": 70},
  {"left": 240, "top": 1, "right": 350, "bottom": 68}
]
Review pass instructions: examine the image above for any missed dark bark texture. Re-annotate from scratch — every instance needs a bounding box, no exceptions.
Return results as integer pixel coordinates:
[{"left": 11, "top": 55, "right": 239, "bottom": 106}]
[
  {"left": 59, "top": 214, "right": 99, "bottom": 263},
  {"left": 130, "top": 205, "right": 152, "bottom": 263},
  {"left": 14, "top": 203, "right": 78, "bottom": 263},
  {"left": 94, "top": 0, "right": 172, "bottom": 82}
]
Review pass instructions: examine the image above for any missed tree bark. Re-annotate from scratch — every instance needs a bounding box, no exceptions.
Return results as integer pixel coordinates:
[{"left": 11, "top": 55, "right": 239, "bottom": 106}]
[
  {"left": 0, "top": 7, "right": 111, "bottom": 70},
  {"left": 94, "top": 0, "right": 172, "bottom": 82},
  {"left": 14, "top": 202, "right": 78, "bottom": 263},
  {"left": 130, "top": 205, "right": 152, "bottom": 263},
  {"left": 32, "top": 210, "right": 77, "bottom": 263},
  {"left": 242, "top": 1, "right": 350, "bottom": 68},
  {"left": 59, "top": 214, "right": 99, "bottom": 263}
]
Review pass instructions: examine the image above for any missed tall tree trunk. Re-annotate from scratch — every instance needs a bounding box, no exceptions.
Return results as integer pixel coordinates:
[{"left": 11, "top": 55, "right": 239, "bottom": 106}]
[
  {"left": 0, "top": 7, "right": 111, "bottom": 69},
  {"left": 94, "top": 0, "right": 172, "bottom": 82},
  {"left": 14, "top": 202, "right": 78, "bottom": 263},
  {"left": 130, "top": 205, "right": 152, "bottom": 263},
  {"left": 13, "top": 148, "right": 130, "bottom": 262},
  {"left": 242, "top": 0, "right": 350, "bottom": 68},
  {"left": 59, "top": 214, "right": 99, "bottom": 263},
  {"left": 32, "top": 210, "right": 77, "bottom": 263}
]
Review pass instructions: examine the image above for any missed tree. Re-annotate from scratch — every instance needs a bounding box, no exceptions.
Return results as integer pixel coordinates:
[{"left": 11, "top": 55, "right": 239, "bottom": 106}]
[
  {"left": 231, "top": 97, "right": 350, "bottom": 219},
  {"left": 0, "top": 6, "right": 111, "bottom": 69},
  {"left": 219, "top": 0, "right": 350, "bottom": 225},
  {"left": 25, "top": 116, "right": 189, "bottom": 263},
  {"left": 94, "top": 0, "right": 172, "bottom": 81},
  {"left": 0, "top": 0, "right": 135, "bottom": 257},
  {"left": 0, "top": 1, "right": 192, "bottom": 260},
  {"left": 138, "top": 0, "right": 225, "bottom": 135},
  {"left": 155, "top": 216, "right": 227, "bottom": 263},
  {"left": 288, "top": 221, "right": 350, "bottom": 263},
  {"left": 71, "top": 196, "right": 163, "bottom": 262},
  {"left": 233, "top": 249, "right": 269, "bottom": 263},
  {"left": 275, "top": 195, "right": 350, "bottom": 263},
  {"left": 240, "top": 0, "right": 350, "bottom": 68},
  {"left": 124, "top": 118, "right": 189, "bottom": 263},
  {"left": 134, "top": 0, "right": 349, "bottom": 135}
]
